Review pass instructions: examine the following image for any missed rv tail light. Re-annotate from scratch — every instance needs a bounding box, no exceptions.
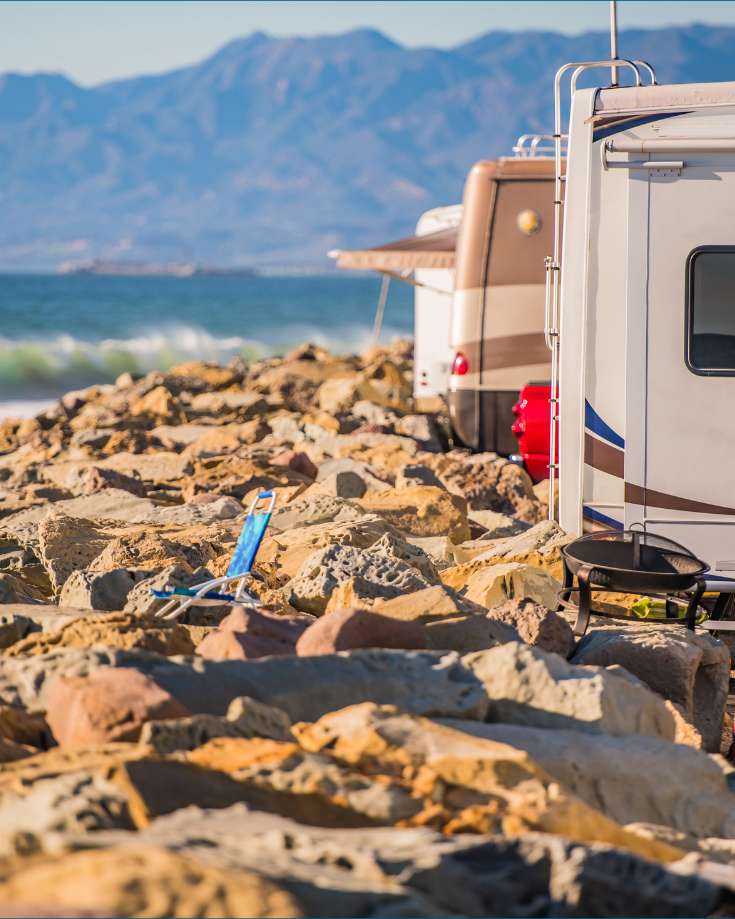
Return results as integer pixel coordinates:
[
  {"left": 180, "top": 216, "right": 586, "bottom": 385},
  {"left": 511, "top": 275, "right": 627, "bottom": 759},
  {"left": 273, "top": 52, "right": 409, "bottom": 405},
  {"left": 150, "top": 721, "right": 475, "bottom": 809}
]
[{"left": 451, "top": 351, "right": 469, "bottom": 376}]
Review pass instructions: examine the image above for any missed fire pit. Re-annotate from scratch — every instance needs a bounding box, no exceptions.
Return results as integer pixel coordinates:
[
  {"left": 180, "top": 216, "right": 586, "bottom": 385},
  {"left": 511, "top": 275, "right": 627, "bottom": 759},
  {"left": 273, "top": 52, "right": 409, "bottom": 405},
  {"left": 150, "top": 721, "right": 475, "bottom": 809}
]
[{"left": 559, "top": 528, "right": 709, "bottom": 636}]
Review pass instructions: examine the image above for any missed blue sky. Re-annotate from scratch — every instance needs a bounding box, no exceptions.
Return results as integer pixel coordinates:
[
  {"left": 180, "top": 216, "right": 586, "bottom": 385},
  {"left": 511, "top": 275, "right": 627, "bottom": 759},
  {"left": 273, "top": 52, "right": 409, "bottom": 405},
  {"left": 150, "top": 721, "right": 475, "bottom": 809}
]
[{"left": 2, "top": 1, "right": 735, "bottom": 85}]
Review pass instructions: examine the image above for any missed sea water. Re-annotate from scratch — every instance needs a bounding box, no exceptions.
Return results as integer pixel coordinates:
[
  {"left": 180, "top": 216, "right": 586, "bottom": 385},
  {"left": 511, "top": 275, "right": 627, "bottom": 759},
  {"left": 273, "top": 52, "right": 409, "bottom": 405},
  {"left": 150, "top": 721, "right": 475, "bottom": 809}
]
[{"left": 0, "top": 273, "right": 413, "bottom": 419}]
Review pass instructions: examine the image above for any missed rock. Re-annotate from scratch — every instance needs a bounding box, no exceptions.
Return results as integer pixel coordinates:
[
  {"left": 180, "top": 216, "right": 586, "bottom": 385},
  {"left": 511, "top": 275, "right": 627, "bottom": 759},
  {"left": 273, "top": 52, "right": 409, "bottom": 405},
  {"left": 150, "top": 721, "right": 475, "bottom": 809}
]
[
  {"left": 0, "top": 706, "right": 47, "bottom": 747},
  {"left": 316, "top": 470, "right": 367, "bottom": 498},
  {"left": 0, "top": 647, "right": 488, "bottom": 722},
  {"left": 4, "top": 612, "right": 197, "bottom": 658},
  {"left": 152, "top": 496, "right": 243, "bottom": 525},
  {"left": 361, "top": 486, "right": 470, "bottom": 543},
  {"left": 0, "top": 847, "right": 301, "bottom": 918},
  {"left": 0, "top": 572, "right": 47, "bottom": 605},
  {"left": 269, "top": 495, "right": 365, "bottom": 531},
  {"left": 286, "top": 543, "right": 428, "bottom": 615},
  {"left": 394, "top": 414, "right": 444, "bottom": 451},
  {"left": 58, "top": 568, "right": 148, "bottom": 611},
  {"left": 295, "top": 703, "right": 681, "bottom": 861},
  {"left": 465, "top": 642, "right": 677, "bottom": 740},
  {"left": 440, "top": 455, "right": 542, "bottom": 522},
  {"left": 167, "top": 360, "right": 246, "bottom": 392},
  {"left": 197, "top": 607, "right": 314, "bottom": 660},
  {"left": 66, "top": 464, "right": 147, "bottom": 498},
  {"left": 0, "top": 770, "right": 133, "bottom": 837},
  {"left": 446, "top": 561, "right": 561, "bottom": 610},
  {"left": 188, "top": 391, "right": 268, "bottom": 420},
  {"left": 137, "top": 806, "right": 719, "bottom": 918},
  {"left": 140, "top": 695, "right": 292, "bottom": 755},
  {"left": 372, "top": 583, "right": 487, "bottom": 622},
  {"left": 272, "top": 451, "right": 318, "bottom": 480},
  {"left": 316, "top": 377, "right": 362, "bottom": 414},
  {"left": 487, "top": 597, "right": 575, "bottom": 658},
  {"left": 467, "top": 509, "right": 532, "bottom": 538},
  {"left": 0, "top": 612, "right": 33, "bottom": 649},
  {"left": 37, "top": 512, "right": 110, "bottom": 594},
  {"left": 129, "top": 385, "right": 186, "bottom": 424},
  {"left": 296, "top": 607, "right": 426, "bottom": 656},
  {"left": 446, "top": 718, "right": 735, "bottom": 840},
  {"left": 424, "top": 615, "right": 519, "bottom": 654},
  {"left": 573, "top": 624, "right": 730, "bottom": 753},
  {"left": 46, "top": 668, "right": 189, "bottom": 747},
  {"left": 87, "top": 527, "right": 223, "bottom": 575},
  {"left": 395, "top": 463, "right": 445, "bottom": 490}
]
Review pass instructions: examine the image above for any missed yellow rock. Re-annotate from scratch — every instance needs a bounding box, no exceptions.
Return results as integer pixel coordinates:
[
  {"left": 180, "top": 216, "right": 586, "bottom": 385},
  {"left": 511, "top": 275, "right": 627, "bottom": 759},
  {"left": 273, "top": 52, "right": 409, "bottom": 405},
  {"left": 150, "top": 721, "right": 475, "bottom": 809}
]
[
  {"left": 360, "top": 486, "right": 470, "bottom": 543},
  {"left": 441, "top": 561, "right": 560, "bottom": 609},
  {"left": 0, "top": 846, "right": 301, "bottom": 918}
]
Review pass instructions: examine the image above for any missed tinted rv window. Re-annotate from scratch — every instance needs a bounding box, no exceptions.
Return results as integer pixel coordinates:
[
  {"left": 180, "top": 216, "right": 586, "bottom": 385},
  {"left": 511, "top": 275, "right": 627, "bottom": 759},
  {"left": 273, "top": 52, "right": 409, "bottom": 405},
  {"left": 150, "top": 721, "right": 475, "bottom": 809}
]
[{"left": 687, "top": 247, "right": 735, "bottom": 375}]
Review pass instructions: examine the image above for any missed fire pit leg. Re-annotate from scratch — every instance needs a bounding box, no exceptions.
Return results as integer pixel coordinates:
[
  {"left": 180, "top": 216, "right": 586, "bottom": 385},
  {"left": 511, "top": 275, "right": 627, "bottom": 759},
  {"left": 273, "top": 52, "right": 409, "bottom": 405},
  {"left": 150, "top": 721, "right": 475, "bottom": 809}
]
[
  {"left": 573, "top": 564, "right": 594, "bottom": 637},
  {"left": 686, "top": 579, "right": 705, "bottom": 631}
]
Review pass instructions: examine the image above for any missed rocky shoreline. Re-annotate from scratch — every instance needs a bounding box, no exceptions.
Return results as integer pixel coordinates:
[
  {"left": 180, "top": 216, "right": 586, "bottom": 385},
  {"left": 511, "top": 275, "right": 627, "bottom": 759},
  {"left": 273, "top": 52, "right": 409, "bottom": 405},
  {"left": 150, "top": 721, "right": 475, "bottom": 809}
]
[{"left": 0, "top": 340, "right": 734, "bottom": 916}]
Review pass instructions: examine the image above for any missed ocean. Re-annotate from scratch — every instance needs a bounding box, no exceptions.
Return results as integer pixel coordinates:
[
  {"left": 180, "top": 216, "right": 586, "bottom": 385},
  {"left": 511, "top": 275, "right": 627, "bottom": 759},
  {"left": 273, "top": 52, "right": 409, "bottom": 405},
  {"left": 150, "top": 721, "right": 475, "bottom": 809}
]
[{"left": 0, "top": 273, "right": 413, "bottom": 420}]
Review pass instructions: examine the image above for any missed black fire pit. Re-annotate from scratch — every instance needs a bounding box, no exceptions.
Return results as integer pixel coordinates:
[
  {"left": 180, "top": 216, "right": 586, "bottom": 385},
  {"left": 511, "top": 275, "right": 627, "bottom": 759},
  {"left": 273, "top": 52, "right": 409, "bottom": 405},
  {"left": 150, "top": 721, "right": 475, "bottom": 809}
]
[{"left": 560, "top": 528, "right": 709, "bottom": 636}]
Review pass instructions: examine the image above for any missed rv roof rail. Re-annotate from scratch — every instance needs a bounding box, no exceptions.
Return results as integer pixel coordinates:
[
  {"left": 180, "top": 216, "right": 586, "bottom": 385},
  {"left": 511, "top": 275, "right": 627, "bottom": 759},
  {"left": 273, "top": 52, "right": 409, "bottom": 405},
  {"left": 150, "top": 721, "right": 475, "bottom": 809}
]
[{"left": 513, "top": 133, "right": 568, "bottom": 158}]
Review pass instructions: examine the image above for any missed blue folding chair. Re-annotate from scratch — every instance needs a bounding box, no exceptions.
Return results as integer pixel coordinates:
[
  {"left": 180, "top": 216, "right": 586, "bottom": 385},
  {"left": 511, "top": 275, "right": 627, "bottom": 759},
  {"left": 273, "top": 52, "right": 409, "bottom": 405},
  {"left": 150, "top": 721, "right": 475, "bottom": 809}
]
[{"left": 152, "top": 490, "right": 276, "bottom": 621}]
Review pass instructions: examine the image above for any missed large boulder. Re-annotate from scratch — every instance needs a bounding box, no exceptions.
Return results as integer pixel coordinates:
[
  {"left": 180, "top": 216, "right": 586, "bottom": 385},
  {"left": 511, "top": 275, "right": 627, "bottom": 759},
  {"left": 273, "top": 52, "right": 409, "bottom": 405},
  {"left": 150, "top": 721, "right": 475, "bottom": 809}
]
[
  {"left": 286, "top": 543, "right": 428, "bottom": 615},
  {"left": 444, "top": 718, "right": 735, "bottom": 840},
  {"left": 197, "top": 607, "right": 315, "bottom": 660},
  {"left": 136, "top": 805, "right": 720, "bottom": 918},
  {"left": 465, "top": 642, "right": 678, "bottom": 741},
  {"left": 58, "top": 567, "right": 148, "bottom": 611},
  {"left": 46, "top": 667, "right": 189, "bottom": 746},
  {"left": 445, "top": 560, "right": 561, "bottom": 610},
  {"left": 0, "top": 647, "right": 489, "bottom": 723},
  {"left": 439, "top": 455, "right": 541, "bottom": 521},
  {"left": 487, "top": 597, "right": 575, "bottom": 658},
  {"left": 37, "top": 511, "right": 110, "bottom": 594},
  {"left": 296, "top": 608, "right": 426, "bottom": 656},
  {"left": 269, "top": 495, "right": 365, "bottom": 531},
  {"left": 573, "top": 624, "right": 730, "bottom": 753}
]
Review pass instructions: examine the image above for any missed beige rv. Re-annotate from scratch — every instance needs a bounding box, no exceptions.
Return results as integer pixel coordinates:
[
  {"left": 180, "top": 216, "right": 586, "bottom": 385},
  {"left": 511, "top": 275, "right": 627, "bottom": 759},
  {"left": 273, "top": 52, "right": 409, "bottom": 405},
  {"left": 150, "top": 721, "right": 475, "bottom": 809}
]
[
  {"left": 448, "top": 150, "right": 557, "bottom": 454},
  {"left": 331, "top": 138, "right": 560, "bottom": 457}
]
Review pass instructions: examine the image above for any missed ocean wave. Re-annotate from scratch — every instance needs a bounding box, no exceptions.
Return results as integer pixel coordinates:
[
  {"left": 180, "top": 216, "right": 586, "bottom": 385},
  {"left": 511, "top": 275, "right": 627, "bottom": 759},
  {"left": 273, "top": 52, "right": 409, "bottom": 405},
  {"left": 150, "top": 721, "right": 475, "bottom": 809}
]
[{"left": 0, "top": 322, "right": 406, "bottom": 398}]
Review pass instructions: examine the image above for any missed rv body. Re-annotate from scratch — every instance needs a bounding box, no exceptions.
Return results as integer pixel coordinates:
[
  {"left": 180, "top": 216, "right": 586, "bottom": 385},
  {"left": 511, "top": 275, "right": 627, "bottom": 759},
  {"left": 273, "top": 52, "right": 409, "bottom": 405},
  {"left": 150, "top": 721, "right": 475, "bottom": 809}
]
[
  {"left": 449, "top": 156, "right": 556, "bottom": 456},
  {"left": 413, "top": 204, "right": 463, "bottom": 399},
  {"left": 558, "top": 79, "right": 735, "bottom": 568}
]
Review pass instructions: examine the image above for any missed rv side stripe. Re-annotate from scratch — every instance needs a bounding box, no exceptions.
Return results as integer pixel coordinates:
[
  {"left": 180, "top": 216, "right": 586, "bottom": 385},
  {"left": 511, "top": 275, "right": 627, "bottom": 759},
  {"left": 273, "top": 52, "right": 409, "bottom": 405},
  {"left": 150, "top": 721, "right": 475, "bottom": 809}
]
[
  {"left": 584, "top": 400, "right": 624, "bottom": 449},
  {"left": 583, "top": 506, "right": 624, "bottom": 530},
  {"left": 591, "top": 111, "right": 690, "bottom": 143},
  {"left": 625, "top": 483, "right": 735, "bottom": 517},
  {"left": 584, "top": 432, "right": 624, "bottom": 478},
  {"left": 454, "top": 332, "right": 549, "bottom": 372}
]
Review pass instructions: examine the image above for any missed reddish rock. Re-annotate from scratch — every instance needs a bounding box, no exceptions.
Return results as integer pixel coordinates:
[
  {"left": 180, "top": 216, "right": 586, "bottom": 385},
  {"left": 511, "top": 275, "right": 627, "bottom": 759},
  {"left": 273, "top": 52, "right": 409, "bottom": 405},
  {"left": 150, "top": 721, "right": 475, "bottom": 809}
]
[
  {"left": 46, "top": 668, "right": 189, "bottom": 747},
  {"left": 296, "top": 607, "right": 426, "bottom": 656},
  {"left": 197, "top": 606, "right": 315, "bottom": 660},
  {"left": 272, "top": 450, "right": 318, "bottom": 481},
  {"left": 487, "top": 597, "right": 575, "bottom": 659}
]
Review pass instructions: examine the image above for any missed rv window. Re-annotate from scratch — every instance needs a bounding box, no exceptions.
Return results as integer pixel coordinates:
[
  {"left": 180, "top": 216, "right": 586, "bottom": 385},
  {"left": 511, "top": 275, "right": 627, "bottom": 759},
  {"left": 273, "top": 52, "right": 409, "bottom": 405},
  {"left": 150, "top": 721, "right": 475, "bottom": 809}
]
[{"left": 686, "top": 247, "right": 735, "bottom": 375}]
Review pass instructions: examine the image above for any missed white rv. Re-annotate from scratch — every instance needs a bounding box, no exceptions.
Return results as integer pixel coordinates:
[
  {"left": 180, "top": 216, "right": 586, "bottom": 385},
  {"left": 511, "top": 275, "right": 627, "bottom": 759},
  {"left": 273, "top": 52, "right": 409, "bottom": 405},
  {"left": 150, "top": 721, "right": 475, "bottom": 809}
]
[
  {"left": 330, "top": 205, "right": 461, "bottom": 402},
  {"left": 553, "top": 61, "right": 735, "bottom": 570}
]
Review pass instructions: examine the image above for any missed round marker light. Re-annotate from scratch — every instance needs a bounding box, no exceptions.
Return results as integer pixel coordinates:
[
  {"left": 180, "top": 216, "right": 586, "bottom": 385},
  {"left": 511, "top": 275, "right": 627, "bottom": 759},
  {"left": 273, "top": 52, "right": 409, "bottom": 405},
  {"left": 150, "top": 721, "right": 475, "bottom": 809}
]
[
  {"left": 451, "top": 351, "right": 469, "bottom": 376},
  {"left": 517, "top": 209, "right": 542, "bottom": 235}
]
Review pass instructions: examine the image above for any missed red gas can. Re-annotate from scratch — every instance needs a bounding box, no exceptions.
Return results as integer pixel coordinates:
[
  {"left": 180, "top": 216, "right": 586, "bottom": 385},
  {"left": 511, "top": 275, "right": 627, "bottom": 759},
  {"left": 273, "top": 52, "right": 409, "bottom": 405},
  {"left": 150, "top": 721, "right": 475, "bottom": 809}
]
[{"left": 511, "top": 383, "right": 557, "bottom": 483}]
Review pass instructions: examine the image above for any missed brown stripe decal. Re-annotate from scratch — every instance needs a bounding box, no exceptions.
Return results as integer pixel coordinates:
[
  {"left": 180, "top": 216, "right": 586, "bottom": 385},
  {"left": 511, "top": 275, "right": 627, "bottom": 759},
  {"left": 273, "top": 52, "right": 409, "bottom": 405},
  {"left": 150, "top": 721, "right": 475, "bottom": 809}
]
[
  {"left": 625, "top": 483, "right": 735, "bottom": 517},
  {"left": 584, "top": 433, "right": 624, "bottom": 478},
  {"left": 483, "top": 332, "right": 549, "bottom": 371}
]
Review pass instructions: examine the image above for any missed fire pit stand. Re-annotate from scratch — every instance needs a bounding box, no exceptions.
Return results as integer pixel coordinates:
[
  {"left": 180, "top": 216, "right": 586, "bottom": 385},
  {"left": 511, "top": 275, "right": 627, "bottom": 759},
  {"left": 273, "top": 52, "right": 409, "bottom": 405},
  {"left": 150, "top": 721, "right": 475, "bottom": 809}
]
[{"left": 559, "top": 528, "right": 710, "bottom": 637}]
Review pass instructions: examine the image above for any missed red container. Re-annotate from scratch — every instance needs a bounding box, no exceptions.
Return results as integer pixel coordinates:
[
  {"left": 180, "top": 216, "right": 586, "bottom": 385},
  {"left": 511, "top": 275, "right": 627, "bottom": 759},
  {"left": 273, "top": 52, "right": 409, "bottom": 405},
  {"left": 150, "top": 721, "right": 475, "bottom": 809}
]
[{"left": 511, "top": 383, "right": 557, "bottom": 483}]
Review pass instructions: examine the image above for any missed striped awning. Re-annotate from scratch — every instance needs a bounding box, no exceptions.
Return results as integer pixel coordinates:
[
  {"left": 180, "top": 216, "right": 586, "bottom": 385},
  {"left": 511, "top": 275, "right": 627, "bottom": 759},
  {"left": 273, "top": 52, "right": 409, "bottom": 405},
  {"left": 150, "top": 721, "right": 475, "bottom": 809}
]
[{"left": 329, "top": 225, "right": 457, "bottom": 272}]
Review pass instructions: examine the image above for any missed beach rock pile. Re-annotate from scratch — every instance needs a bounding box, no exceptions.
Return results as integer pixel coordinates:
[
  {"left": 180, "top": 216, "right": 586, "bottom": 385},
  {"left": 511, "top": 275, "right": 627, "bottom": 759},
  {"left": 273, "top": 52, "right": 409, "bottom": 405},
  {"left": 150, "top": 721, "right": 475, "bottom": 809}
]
[{"left": 0, "top": 339, "right": 733, "bottom": 916}]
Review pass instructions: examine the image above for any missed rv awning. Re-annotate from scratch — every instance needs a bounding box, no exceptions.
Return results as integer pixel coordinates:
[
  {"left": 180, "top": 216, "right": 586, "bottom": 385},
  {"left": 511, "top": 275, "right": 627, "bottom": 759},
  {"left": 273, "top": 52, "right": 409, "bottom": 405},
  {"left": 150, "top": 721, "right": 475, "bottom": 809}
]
[{"left": 329, "top": 225, "right": 457, "bottom": 272}]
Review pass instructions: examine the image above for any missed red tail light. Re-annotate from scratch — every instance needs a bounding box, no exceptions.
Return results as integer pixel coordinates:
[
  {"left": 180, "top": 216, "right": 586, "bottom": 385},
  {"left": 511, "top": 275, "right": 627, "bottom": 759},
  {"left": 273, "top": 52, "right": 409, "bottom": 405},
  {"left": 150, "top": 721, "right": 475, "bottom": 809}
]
[{"left": 451, "top": 351, "right": 470, "bottom": 376}]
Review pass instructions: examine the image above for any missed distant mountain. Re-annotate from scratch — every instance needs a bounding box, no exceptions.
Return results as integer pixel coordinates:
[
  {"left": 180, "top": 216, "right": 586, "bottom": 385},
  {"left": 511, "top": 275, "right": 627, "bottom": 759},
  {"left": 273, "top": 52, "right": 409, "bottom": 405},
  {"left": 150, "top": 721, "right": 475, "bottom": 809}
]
[{"left": 1, "top": 24, "right": 734, "bottom": 270}]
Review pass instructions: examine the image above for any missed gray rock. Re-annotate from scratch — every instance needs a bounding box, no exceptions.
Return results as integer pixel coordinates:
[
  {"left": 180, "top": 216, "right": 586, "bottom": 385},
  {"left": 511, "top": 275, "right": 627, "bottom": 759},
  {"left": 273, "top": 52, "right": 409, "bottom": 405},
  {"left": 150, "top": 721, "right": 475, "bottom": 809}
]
[
  {"left": 0, "top": 611, "right": 33, "bottom": 649},
  {"left": 318, "top": 470, "right": 367, "bottom": 499},
  {"left": 395, "top": 414, "right": 445, "bottom": 452},
  {"left": 443, "top": 718, "right": 735, "bottom": 840},
  {"left": 467, "top": 509, "right": 532, "bottom": 538},
  {"left": 140, "top": 694, "right": 292, "bottom": 755},
  {"left": 465, "top": 642, "right": 677, "bottom": 740},
  {"left": 131, "top": 807, "right": 719, "bottom": 918},
  {"left": 487, "top": 597, "right": 575, "bottom": 658},
  {"left": 286, "top": 543, "right": 428, "bottom": 614},
  {"left": 270, "top": 494, "right": 365, "bottom": 532},
  {"left": 0, "top": 648, "right": 488, "bottom": 722},
  {"left": 317, "top": 457, "right": 391, "bottom": 490},
  {"left": 59, "top": 568, "right": 148, "bottom": 612},
  {"left": 150, "top": 496, "right": 243, "bottom": 525},
  {"left": 573, "top": 624, "right": 730, "bottom": 753}
]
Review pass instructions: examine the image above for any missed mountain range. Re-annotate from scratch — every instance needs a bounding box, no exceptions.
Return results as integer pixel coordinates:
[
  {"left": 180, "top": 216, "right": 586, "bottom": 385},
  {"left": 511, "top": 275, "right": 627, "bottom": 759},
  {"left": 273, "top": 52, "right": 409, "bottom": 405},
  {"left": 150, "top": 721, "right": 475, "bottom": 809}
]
[{"left": 1, "top": 23, "right": 735, "bottom": 270}]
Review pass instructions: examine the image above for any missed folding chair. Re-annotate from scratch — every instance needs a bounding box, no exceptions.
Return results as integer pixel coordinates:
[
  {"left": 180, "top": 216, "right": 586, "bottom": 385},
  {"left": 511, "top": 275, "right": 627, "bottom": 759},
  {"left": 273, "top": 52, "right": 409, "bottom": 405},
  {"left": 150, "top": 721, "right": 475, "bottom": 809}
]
[{"left": 152, "top": 490, "right": 276, "bottom": 621}]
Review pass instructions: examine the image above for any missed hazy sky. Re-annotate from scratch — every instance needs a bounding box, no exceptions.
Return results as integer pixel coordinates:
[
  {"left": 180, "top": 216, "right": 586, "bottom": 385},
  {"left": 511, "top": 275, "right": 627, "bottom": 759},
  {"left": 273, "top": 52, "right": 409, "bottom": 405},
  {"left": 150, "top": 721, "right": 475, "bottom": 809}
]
[{"left": 2, "top": 1, "right": 735, "bottom": 86}]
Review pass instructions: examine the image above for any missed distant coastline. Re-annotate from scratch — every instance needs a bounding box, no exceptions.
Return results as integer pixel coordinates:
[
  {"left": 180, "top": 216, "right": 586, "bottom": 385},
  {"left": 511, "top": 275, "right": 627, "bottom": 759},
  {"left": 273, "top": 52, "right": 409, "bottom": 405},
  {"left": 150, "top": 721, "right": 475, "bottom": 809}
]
[{"left": 56, "top": 259, "right": 257, "bottom": 278}]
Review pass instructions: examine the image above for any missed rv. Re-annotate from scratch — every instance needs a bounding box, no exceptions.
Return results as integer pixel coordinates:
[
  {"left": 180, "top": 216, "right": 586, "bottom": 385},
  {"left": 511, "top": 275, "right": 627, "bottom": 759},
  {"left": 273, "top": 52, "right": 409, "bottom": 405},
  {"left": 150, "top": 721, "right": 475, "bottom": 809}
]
[
  {"left": 553, "top": 60, "right": 735, "bottom": 568},
  {"left": 448, "top": 139, "right": 559, "bottom": 458}
]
